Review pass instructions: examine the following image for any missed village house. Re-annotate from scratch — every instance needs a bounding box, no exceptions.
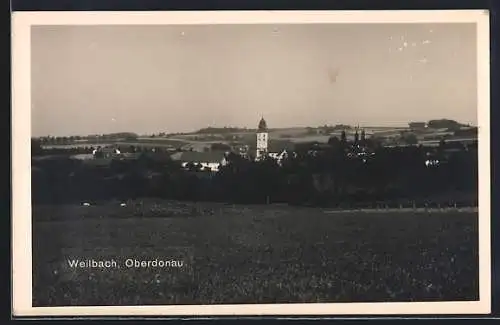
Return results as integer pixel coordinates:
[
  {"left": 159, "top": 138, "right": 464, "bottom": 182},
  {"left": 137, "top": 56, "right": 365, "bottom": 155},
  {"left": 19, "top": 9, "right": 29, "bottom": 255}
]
[
  {"left": 267, "top": 149, "right": 290, "bottom": 164},
  {"left": 169, "top": 151, "right": 228, "bottom": 172},
  {"left": 92, "top": 146, "right": 121, "bottom": 159},
  {"left": 75, "top": 146, "right": 122, "bottom": 167},
  {"left": 266, "top": 141, "right": 295, "bottom": 165}
]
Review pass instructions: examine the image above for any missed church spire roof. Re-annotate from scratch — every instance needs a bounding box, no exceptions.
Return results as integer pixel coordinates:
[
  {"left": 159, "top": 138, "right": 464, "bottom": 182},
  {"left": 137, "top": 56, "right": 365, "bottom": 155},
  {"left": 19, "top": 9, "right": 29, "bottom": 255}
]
[{"left": 258, "top": 116, "right": 268, "bottom": 132}]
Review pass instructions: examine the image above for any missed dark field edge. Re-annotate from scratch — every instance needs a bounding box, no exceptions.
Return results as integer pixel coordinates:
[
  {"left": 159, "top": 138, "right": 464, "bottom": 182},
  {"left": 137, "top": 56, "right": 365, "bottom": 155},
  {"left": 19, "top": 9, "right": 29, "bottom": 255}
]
[{"left": 9, "top": 0, "right": 500, "bottom": 323}]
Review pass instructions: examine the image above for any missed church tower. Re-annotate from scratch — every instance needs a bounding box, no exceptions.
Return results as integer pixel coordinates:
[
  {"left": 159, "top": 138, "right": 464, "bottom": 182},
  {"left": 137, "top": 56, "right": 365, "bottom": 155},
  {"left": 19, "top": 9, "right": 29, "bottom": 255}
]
[{"left": 256, "top": 116, "right": 268, "bottom": 160}]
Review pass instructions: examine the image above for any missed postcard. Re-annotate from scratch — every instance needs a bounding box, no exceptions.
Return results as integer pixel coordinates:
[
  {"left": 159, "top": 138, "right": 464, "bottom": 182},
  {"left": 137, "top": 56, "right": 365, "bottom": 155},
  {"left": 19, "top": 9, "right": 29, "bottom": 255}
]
[{"left": 11, "top": 10, "right": 490, "bottom": 316}]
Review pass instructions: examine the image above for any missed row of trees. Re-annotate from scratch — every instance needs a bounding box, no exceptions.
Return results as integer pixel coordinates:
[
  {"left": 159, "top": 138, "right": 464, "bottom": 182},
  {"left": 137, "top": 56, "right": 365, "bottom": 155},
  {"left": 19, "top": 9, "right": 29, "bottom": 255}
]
[
  {"left": 32, "top": 141, "right": 478, "bottom": 208},
  {"left": 427, "top": 119, "right": 470, "bottom": 130},
  {"left": 194, "top": 127, "right": 250, "bottom": 134},
  {"left": 34, "top": 133, "right": 139, "bottom": 146}
]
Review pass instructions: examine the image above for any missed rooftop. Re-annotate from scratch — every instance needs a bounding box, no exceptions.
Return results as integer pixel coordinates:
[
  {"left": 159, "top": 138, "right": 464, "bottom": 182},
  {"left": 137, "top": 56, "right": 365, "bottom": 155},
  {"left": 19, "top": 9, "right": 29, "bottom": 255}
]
[
  {"left": 258, "top": 117, "right": 268, "bottom": 132},
  {"left": 93, "top": 146, "right": 121, "bottom": 154}
]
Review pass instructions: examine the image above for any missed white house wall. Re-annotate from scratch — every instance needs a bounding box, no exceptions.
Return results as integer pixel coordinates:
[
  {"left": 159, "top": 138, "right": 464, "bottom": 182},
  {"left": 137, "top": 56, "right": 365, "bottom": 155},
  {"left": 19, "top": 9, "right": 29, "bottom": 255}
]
[{"left": 181, "top": 161, "right": 221, "bottom": 172}]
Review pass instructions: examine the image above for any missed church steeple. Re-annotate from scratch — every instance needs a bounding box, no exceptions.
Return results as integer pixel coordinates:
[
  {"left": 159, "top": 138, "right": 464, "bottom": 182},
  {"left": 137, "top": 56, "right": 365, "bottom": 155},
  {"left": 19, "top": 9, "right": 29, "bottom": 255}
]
[{"left": 256, "top": 116, "right": 269, "bottom": 160}]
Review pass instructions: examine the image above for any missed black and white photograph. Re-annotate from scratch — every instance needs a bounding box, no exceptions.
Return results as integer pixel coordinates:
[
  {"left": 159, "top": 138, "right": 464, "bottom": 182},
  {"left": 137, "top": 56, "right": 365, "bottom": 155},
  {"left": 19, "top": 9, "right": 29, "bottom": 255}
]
[{"left": 12, "top": 10, "right": 490, "bottom": 316}]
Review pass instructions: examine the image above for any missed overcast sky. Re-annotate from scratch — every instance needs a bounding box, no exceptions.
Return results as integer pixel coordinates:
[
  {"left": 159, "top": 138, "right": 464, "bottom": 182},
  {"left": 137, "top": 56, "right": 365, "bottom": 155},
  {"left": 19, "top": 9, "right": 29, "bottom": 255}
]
[{"left": 31, "top": 23, "right": 477, "bottom": 137}]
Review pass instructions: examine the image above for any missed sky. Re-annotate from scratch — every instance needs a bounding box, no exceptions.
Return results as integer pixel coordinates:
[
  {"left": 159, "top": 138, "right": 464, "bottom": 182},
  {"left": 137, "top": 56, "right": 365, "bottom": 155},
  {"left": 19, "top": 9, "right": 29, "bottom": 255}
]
[{"left": 31, "top": 23, "right": 478, "bottom": 137}]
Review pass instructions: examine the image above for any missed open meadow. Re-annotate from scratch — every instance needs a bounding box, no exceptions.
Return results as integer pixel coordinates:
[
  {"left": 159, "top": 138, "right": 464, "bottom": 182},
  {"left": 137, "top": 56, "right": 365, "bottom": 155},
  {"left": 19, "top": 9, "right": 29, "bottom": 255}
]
[{"left": 32, "top": 200, "right": 479, "bottom": 306}]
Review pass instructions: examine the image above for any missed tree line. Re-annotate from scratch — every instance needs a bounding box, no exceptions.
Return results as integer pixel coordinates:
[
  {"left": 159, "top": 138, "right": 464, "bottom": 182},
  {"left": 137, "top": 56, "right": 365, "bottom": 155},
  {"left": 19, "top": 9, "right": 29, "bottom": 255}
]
[
  {"left": 31, "top": 138, "right": 478, "bottom": 208},
  {"left": 34, "top": 133, "right": 139, "bottom": 146}
]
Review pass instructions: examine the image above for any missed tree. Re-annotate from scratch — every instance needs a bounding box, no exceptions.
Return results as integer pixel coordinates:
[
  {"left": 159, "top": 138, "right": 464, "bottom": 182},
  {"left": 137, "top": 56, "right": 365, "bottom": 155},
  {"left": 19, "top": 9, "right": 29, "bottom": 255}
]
[
  {"left": 402, "top": 133, "right": 418, "bottom": 145},
  {"left": 328, "top": 136, "right": 340, "bottom": 146},
  {"left": 427, "top": 119, "right": 462, "bottom": 130},
  {"left": 31, "top": 138, "right": 43, "bottom": 156},
  {"left": 306, "top": 127, "right": 316, "bottom": 135},
  {"left": 340, "top": 130, "right": 347, "bottom": 144},
  {"left": 454, "top": 127, "right": 478, "bottom": 137},
  {"left": 210, "top": 143, "right": 231, "bottom": 151}
]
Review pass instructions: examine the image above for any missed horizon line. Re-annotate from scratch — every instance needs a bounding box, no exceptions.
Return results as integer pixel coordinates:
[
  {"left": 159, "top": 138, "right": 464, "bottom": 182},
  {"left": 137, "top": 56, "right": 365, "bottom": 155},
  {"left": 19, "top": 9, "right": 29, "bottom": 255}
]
[{"left": 32, "top": 119, "right": 477, "bottom": 138}]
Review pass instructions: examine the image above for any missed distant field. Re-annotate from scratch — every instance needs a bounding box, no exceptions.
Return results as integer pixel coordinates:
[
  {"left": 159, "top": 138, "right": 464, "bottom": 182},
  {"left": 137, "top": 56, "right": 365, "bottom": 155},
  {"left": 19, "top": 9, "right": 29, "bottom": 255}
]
[
  {"left": 33, "top": 200, "right": 478, "bottom": 306},
  {"left": 41, "top": 143, "right": 113, "bottom": 149},
  {"left": 125, "top": 138, "right": 187, "bottom": 146},
  {"left": 269, "top": 127, "right": 309, "bottom": 137},
  {"left": 281, "top": 135, "right": 332, "bottom": 143},
  {"left": 39, "top": 126, "right": 476, "bottom": 151}
]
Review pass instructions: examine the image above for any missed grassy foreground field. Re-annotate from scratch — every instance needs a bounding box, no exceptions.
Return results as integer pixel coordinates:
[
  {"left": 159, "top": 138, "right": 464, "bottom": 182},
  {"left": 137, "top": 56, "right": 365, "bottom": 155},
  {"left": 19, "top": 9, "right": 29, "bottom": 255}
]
[{"left": 32, "top": 200, "right": 479, "bottom": 306}]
